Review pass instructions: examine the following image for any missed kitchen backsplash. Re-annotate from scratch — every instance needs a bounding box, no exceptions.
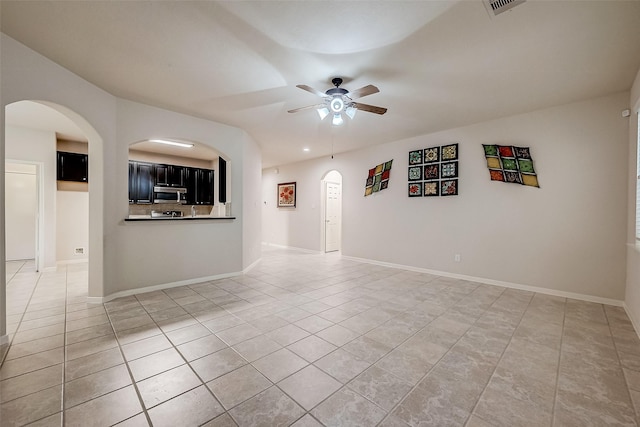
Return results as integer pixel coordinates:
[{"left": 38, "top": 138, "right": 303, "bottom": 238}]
[{"left": 129, "top": 203, "right": 213, "bottom": 216}]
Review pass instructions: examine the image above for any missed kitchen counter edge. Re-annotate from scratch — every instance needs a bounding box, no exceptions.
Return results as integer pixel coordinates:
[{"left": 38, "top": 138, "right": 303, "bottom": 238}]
[{"left": 124, "top": 216, "right": 236, "bottom": 222}]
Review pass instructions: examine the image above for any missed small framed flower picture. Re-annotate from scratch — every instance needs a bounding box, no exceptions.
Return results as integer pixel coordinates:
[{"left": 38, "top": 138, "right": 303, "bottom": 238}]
[{"left": 277, "top": 182, "right": 296, "bottom": 207}]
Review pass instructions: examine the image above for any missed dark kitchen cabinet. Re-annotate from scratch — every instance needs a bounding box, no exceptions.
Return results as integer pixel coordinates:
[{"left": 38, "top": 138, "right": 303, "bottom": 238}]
[
  {"left": 185, "top": 167, "right": 215, "bottom": 205},
  {"left": 154, "top": 164, "right": 185, "bottom": 187},
  {"left": 129, "top": 160, "right": 214, "bottom": 205},
  {"left": 196, "top": 168, "right": 215, "bottom": 205},
  {"left": 185, "top": 168, "right": 214, "bottom": 205},
  {"left": 184, "top": 167, "right": 197, "bottom": 205},
  {"left": 218, "top": 157, "right": 227, "bottom": 204},
  {"left": 168, "top": 165, "right": 185, "bottom": 187},
  {"left": 129, "top": 161, "right": 153, "bottom": 204},
  {"left": 57, "top": 151, "right": 88, "bottom": 182},
  {"left": 154, "top": 164, "right": 168, "bottom": 186}
]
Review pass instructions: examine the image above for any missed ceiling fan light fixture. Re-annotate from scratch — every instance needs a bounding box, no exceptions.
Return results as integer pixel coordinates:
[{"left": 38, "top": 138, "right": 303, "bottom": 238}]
[
  {"left": 345, "top": 105, "right": 357, "bottom": 120},
  {"left": 332, "top": 113, "right": 344, "bottom": 126},
  {"left": 330, "top": 97, "right": 344, "bottom": 113},
  {"left": 316, "top": 107, "right": 330, "bottom": 120}
]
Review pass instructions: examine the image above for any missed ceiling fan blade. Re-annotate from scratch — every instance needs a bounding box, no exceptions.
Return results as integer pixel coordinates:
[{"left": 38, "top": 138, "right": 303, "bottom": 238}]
[
  {"left": 287, "top": 103, "right": 326, "bottom": 113},
  {"left": 346, "top": 85, "right": 379, "bottom": 100},
  {"left": 353, "top": 102, "right": 387, "bottom": 115},
  {"left": 296, "top": 84, "right": 328, "bottom": 98}
]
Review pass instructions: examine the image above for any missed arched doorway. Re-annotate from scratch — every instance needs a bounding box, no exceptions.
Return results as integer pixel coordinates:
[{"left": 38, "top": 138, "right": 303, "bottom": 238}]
[
  {"left": 3, "top": 100, "right": 104, "bottom": 339},
  {"left": 322, "top": 170, "right": 343, "bottom": 253}
]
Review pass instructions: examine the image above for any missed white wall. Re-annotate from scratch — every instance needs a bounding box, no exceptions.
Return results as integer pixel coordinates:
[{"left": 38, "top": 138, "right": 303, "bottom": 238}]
[
  {"left": 263, "top": 92, "right": 630, "bottom": 302},
  {"left": 625, "top": 66, "right": 640, "bottom": 329},
  {"left": 56, "top": 191, "right": 88, "bottom": 262},
  {"left": 5, "top": 125, "right": 57, "bottom": 268},
  {"left": 5, "top": 163, "right": 36, "bottom": 260},
  {"left": 243, "top": 133, "right": 262, "bottom": 268},
  {"left": 2, "top": 33, "right": 115, "bottom": 300},
  {"left": 1, "top": 32, "right": 262, "bottom": 312},
  {"left": 113, "top": 99, "right": 261, "bottom": 294}
]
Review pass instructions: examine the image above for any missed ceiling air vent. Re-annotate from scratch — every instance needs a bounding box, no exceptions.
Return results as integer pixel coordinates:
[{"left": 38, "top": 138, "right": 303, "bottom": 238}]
[{"left": 484, "top": 0, "right": 526, "bottom": 17}]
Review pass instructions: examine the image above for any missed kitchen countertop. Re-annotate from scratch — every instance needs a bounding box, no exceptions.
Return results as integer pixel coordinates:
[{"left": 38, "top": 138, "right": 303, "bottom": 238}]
[{"left": 124, "top": 215, "right": 235, "bottom": 221}]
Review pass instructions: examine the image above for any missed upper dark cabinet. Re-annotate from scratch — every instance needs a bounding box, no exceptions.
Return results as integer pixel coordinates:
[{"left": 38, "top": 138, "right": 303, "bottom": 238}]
[
  {"left": 154, "top": 164, "right": 185, "bottom": 187},
  {"left": 168, "top": 165, "right": 185, "bottom": 187},
  {"left": 129, "top": 161, "right": 153, "bottom": 204},
  {"left": 57, "top": 151, "right": 88, "bottom": 182},
  {"left": 196, "top": 169, "right": 215, "bottom": 205},
  {"left": 129, "top": 160, "right": 215, "bottom": 205},
  {"left": 218, "top": 157, "right": 227, "bottom": 204}
]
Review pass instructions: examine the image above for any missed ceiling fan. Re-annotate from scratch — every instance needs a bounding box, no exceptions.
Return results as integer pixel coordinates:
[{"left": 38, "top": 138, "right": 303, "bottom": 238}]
[{"left": 288, "top": 77, "right": 387, "bottom": 126}]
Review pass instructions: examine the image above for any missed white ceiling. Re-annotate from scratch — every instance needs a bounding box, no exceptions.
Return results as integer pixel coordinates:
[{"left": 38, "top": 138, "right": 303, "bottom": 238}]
[{"left": 2, "top": 1, "right": 640, "bottom": 168}]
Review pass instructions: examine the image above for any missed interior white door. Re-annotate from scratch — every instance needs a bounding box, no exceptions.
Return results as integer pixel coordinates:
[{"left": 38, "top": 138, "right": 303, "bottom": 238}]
[
  {"left": 325, "top": 181, "right": 341, "bottom": 252},
  {"left": 5, "top": 164, "right": 38, "bottom": 261}
]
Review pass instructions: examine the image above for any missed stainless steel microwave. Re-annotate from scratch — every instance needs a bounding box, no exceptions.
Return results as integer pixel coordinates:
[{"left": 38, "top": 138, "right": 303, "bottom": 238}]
[{"left": 153, "top": 186, "right": 187, "bottom": 204}]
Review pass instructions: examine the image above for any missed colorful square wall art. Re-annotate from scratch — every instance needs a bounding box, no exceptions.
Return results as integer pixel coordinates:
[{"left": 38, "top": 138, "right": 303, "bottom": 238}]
[
  {"left": 408, "top": 183, "right": 421, "bottom": 197},
  {"left": 406, "top": 143, "right": 460, "bottom": 197},
  {"left": 441, "top": 179, "right": 458, "bottom": 196},
  {"left": 277, "top": 182, "right": 296, "bottom": 207},
  {"left": 365, "top": 160, "right": 393, "bottom": 196},
  {"left": 483, "top": 144, "right": 539, "bottom": 188},
  {"left": 424, "top": 181, "right": 439, "bottom": 197}
]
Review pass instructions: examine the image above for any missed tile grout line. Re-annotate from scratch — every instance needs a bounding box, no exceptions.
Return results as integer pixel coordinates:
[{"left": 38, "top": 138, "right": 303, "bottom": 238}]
[
  {"left": 604, "top": 305, "right": 639, "bottom": 425},
  {"left": 105, "top": 297, "right": 154, "bottom": 427},
  {"left": 462, "top": 290, "right": 536, "bottom": 427},
  {"left": 0, "top": 263, "right": 43, "bottom": 368},
  {"left": 548, "top": 297, "right": 568, "bottom": 427},
  {"left": 62, "top": 263, "right": 68, "bottom": 427},
  {"left": 370, "top": 286, "right": 501, "bottom": 426}
]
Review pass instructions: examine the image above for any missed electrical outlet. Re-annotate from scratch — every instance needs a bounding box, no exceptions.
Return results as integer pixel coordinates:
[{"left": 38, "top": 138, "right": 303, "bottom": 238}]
[
  {"left": 74, "top": 247, "right": 85, "bottom": 255},
  {"left": 454, "top": 254, "right": 461, "bottom": 262}
]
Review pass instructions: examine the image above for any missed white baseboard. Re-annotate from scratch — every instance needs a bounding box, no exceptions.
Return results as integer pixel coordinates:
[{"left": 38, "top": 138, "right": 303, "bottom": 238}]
[
  {"left": 342, "top": 255, "right": 624, "bottom": 307},
  {"left": 624, "top": 302, "right": 640, "bottom": 336},
  {"left": 87, "top": 271, "right": 245, "bottom": 304},
  {"left": 242, "top": 257, "right": 262, "bottom": 274},
  {"left": 82, "top": 248, "right": 624, "bottom": 309},
  {"left": 261, "top": 242, "right": 323, "bottom": 255},
  {"left": 0, "top": 335, "right": 9, "bottom": 346}
]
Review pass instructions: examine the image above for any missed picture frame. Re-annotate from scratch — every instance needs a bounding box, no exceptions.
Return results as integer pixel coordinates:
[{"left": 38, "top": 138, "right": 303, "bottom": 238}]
[{"left": 277, "top": 182, "right": 296, "bottom": 207}]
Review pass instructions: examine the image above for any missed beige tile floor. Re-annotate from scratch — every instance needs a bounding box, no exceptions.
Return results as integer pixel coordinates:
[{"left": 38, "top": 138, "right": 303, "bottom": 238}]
[{"left": 2, "top": 248, "right": 640, "bottom": 426}]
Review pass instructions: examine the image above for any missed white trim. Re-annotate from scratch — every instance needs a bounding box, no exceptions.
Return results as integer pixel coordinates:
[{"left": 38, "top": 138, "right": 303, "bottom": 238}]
[
  {"left": 342, "top": 255, "right": 624, "bottom": 307},
  {"left": 0, "top": 335, "right": 9, "bottom": 346},
  {"left": 86, "top": 271, "right": 244, "bottom": 304},
  {"left": 261, "top": 242, "right": 323, "bottom": 255},
  {"left": 242, "top": 257, "right": 262, "bottom": 274},
  {"left": 623, "top": 302, "right": 640, "bottom": 339}
]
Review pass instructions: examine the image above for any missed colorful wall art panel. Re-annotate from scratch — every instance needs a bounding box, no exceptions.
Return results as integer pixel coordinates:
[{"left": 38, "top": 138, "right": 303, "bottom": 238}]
[
  {"left": 365, "top": 160, "right": 393, "bottom": 196},
  {"left": 407, "top": 143, "right": 459, "bottom": 197},
  {"left": 482, "top": 144, "right": 539, "bottom": 187}
]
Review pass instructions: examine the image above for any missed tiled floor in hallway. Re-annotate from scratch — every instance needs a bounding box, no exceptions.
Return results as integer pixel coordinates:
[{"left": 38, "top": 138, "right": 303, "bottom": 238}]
[{"left": 2, "top": 248, "right": 640, "bottom": 426}]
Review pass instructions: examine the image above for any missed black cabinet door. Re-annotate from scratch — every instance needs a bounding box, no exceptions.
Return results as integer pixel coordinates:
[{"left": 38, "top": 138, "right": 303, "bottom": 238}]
[
  {"left": 218, "top": 157, "right": 227, "bottom": 204},
  {"left": 168, "top": 165, "right": 185, "bottom": 187},
  {"left": 128, "top": 162, "right": 135, "bottom": 203},
  {"left": 196, "top": 169, "right": 215, "bottom": 205},
  {"left": 129, "top": 161, "right": 153, "bottom": 204},
  {"left": 57, "top": 151, "right": 88, "bottom": 182},
  {"left": 184, "top": 167, "right": 197, "bottom": 205},
  {"left": 154, "top": 164, "right": 168, "bottom": 186},
  {"left": 136, "top": 162, "right": 154, "bottom": 204}
]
